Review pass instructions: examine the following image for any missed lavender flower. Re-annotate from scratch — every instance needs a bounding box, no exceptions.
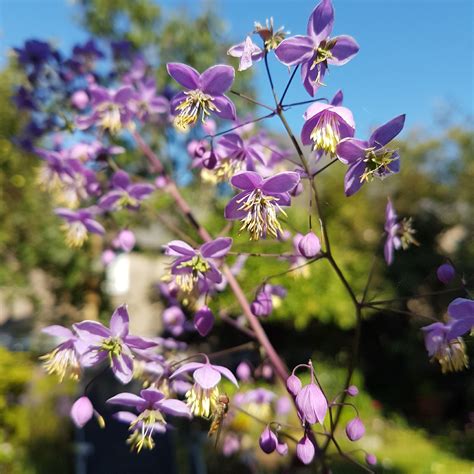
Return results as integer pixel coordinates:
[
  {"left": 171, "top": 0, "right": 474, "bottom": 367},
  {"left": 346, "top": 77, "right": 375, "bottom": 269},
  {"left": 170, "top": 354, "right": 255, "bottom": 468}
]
[
  {"left": 383, "top": 198, "right": 418, "bottom": 265},
  {"left": 296, "top": 433, "right": 315, "bottom": 464},
  {"left": 297, "top": 231, "right": 321, "bottom": 258},
  {"left": 225, "top": 171, "right": 300, "bottom": 240},
  {"left": 421, "top": 321, "right": 468, "bottom": 373},
  {"left": 70, "top": 396, "right": 94, "bottom": 428},
  {"left": 164, "top": 237, "right": 232, "bottom": 292},
  {"left": 301, "top": 102, "right": 355, "bottom": 157},
  {"left": 99, "top": 170, "right": 154, "bottom": 211},
  {"left": 131, "top": 78, "right": 169, "bottom": 122},
  {"left": 447, "top": 298, "right": 474, "bottom": 341},
  {"left": 275, "top": 0, "right": 359, "bottom": 96},
  {"left": 40, "top": 325, "right": 86, "bottom": 381},
  {"left": 286, "top": 374, "right": 302, "bottom": 396},
  {"left": 259, "top": 425, "right": 277, "bottom": 454},
  {"left": 337, "top": 114, "right": 406, "bottom": 196},
  {"left": 227, "top": 36, "right": 264, "bottom": 71},
  {"left": 193, "top": 306, "right": 215, "bottom": 337},
  {"left": 296, "top": 380, "right": 327, "bottom": 425},
  {"left": 76, "top": 86, "right": 135, "bottom": 134},
  {"left": 171, "top": 360, "right": 238, "bottom": 418},
  {"left": 107, "top": 388, "right": 191, "bottom": 451},
  {"left": 74, "top": 305, "right": 158, "bottom": 384},
  {"left": 55, "top": 207, "right": 105, "bottom": 247},
  {"left": 345, "top": 417, "right": 365, "bottom": 441},
  {"left": 113, "top": 229, "right": 136, "bottom": 253},
  {"left": 167, "top": 63, "right": 236, "bottom": 131}
]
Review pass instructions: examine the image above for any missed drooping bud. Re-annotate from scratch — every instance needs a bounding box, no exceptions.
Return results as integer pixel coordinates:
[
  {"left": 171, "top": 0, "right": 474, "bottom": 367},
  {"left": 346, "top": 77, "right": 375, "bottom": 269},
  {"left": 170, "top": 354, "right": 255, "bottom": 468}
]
[
  {"left": 193, "top": 305, "right": 215, "bottom": 337},
  {"left": 251, "top": 289, "right": 273, "bottom": 317},
  {"left": 276, "top": 440, "right": 288, "bottom": 456},
  {"left": 297, "top": 231, "right": 321, "bottom": 258},
  {"left": 116, "top": 229, "right": 136, "bottom": 252},
  {"left": 436, "top": 263, "right": 455, "bottom": 284},
  {"left": 259, "top": 425, "right": 277, "bottom": 454},
  {"left": 345, "top": 417, "right": 365, "bottom": 441},
  {"left": 365, "top": 453, "right": 377, "bottom": 466},
  {"left": 236, "top": 361, "right": 252, "bottom": 382},
  {"left": 347, "top": 385, "right": 359, "bottom": 397},
  {"left": 286, "top": 374, "right": 302, "bottom": 396},
  {"left": 296, "top": 434, "right": 315, "bottom": 465},
  {"left": 70, "top": 396, "right": 93, "bottom": 428}
]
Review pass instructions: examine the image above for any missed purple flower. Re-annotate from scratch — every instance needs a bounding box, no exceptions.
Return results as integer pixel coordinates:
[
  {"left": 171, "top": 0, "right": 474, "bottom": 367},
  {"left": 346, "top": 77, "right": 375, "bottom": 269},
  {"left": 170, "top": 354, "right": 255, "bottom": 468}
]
[
  {"left": 297, "top": 231, "right": 321, "bottom": 258},
  {"left": 73, "top": 305, "right": 158, "bottom": 384},
  {"left": 345, "top": 417, "right": 365, "bottom": 441},
  {"left": 296, "top": 381, "right": 327, "bottom": 425},
  {"left": 447, "top": 298, "right": 474, "bottom": 340},
  {"left": 296, "top": 433, "right": 315, "bottom": 464},
  {"left": 107, "top": 388, "right": 191, "bottom": 452},
  {"left": 70, "top": 396, "right": 98, "bottom": 428},
  {"left": 337, "top": 114, "right": 406, "bottom": 196},
  {"left": 40, "top": 325, "right": 86, "bottom": 381},
  {"left": 421, "top": 321, "right": 468, "bottom": 373},
  {"left": 236, "top": 362, "right": 252, "bottom": 382},
  {"left": 259, "top": 425, "right": 277, "bottom": 454},
  {"left": 162, "top": 306, "right": 186, "bottom": 337},
  {"left": 113, "top": 229, "right": 136, "bottom": 253},
  {"left": 301, "top": 102, "right": 355, "bottom": 157},
  {"left": 222, "top": 433, "right": 240, "bottom": 456},
  {"left": 55, "top": 207, "right": 105, "bottom": 247},
  {"left": 251, "top": 287, "right": 273, "bottom": 317},
  {"left": 99, "top": 170, "right": 154, "bottom": 211},
  {"left": 71, "top": 90, "right": 89, "bottom": 110},
  {"left": 227, "top": 36, "right": 264, "bottom": 71},
  {"left": 131, "top": 78, "right": 169, "bottom": 122},
  {"left": 347, "top": 385, "right": 359, "bottom": 397},
  {"left": 171, "top": 360, "right": 238, "bottom": 417},
  {"left": 76, "top": 86, "right": 135, "bottom": 134},
  {"left": 225, "top": 171, "right": 300, "bottom": 240},
  {"left": 164, "top": 237, "right": 232, "bottom": 292},
  {"left": 286, "top": 374, "right": 302, "bottom": 396},
  {"left": 193, "top": 306, "right": 215, "bottom": 337},
  {"left": 366, "top": 454, "right": 377, "bottom": 466},
  {"left": 383, "top": 198, "right": 418, "bottom": 265},
  {"left": 437, "top": 263, "right": 456, "bottom": 284},
  {"left": 167, "top": 63, "right": 236, "bottom": 131},
  {"left": 275, "top": 0, "right": 359, "bottom": 96}
]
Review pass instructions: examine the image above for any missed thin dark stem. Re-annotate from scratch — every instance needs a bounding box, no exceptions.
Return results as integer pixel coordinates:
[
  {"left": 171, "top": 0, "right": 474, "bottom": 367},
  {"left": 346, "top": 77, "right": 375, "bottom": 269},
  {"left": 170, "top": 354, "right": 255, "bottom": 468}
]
[
  {"left": 331, "top": 436, "right": 374, "bottom": 473},
  {"left": 207, "top": 341, "right": 257, "bottom": 359},
  {"left": 229, "top": 89, "right": 274, "bottom": 111},
  {"left": 264, "top": 52, "right": 279, "bottom": 104},
  {"left": 219, "top": 313, "right": 257, "bottom": 339},
  {"left": 366, "top": 287, "right": 465, "bottom": 306},
  {"left": 364, "top": 303, "right": 438, "bottom": 322},
  {"left": 227, "top": 251, "right": 297, "bottom": 258},
  {"left": 279, "top": 65, "right": 299, "bottom": 106},
  {"left": 204, "top": 112, "right": 275, "bottom": 140},
  {"left": 282, "top": 97, "right": 328, "bottom": 109},
  {"left": 264, "top": 254, "right": 327, "bottom": 282},
  {"left": 312, "top": 158, "right": 338, "bottom": 177}
]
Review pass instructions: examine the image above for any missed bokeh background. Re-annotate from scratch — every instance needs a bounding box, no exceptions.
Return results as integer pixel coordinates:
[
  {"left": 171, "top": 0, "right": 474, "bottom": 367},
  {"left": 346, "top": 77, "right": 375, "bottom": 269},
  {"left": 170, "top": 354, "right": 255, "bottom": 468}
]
[{"left": 0, "top": 0, "right": 473, "bottom": 473}]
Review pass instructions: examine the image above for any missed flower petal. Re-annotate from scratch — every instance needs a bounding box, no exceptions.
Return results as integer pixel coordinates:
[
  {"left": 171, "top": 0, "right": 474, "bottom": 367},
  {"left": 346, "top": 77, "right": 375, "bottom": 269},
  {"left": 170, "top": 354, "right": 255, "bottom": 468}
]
[
  {"left": 111, "top": 352, "right": 134, "bottom": 384},
  {"left": 74, "top": 320, "right": 110, "bottom": 343},
  {"left": 170, "top": 362, "right": 203, "bottom": 380},
  {"left": 230, "top": 171, "right": 263, "bottom": 190},
  {"left": 200, "top": 65, "right": 235, "bottom": 95},
  {"left": 165, "top": 240, "right": 196, "bottom": 257},
  {"left": 42, "top": 325, "right": 73, "bottom": 341},
  {"left": 308, "top": 0, "right": 334, "bottom": 42},
  {"left": 369, "top": 114, "right": 406, "bottom": 148},
  {"left": 112, "top": 170, "right": 131, "bottom": 190},
  {"left": 275, "top": 35, "right": 315, "bottom": 66},
  {"left": 193, "top": 364, "right": 221, "bottom": 389},
  {"left": 212, "top": 95, "right": 236, "bottom": 120},
  {"left": 214, "top": 365, "right": 239, "bottom": 387},
  {"left": 448, "top": 298, "right": 474, "bottom": 320},
  {"left": 336, "top": 138, "right": 368, "bottom": 164},
  {"left": 224, "top": 193, "right": 248, "bottom": 220},
  {"left": 110, "top": 304, "right": 129, "bottom": 338},
  {"left": 200, "top": 237, "right": 233, "bottom": 258},
  {"left": 107, "top": 392, "right": 146, "bottom": 409},
  {"left": 160, "top": 399, "right": 192, "bottom": 418},
  {"left": 328, "top": 35, "right": 359, "bottom": 66},
  {"left": 261, "top": 172, "right": 300, "bottom": 194},
  {"left": 167, "top": 63, "right": 200, "bottom": 90},
  {"left": 344, "top": 160, "right": 366, "bottom": 197}
]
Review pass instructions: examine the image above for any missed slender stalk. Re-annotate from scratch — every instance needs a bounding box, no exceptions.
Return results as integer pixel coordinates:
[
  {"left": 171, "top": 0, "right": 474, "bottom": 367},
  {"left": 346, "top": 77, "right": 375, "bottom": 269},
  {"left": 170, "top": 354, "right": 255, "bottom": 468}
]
[
  {"left": 279, "top": 65, "right": 299, "bottom": 106},
  {"left": 229, "top": 89, "right": 274, "bottom": 111},
  {"left": 204, "top": 111, "right": 275, "bottom": 140}
]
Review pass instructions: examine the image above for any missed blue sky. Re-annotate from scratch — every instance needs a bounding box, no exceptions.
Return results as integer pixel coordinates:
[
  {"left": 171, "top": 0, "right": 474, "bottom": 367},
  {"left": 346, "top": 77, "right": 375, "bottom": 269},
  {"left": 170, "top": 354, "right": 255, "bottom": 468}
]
[{"left": 1, "top": 0, "right": 473, "bottom": 138}]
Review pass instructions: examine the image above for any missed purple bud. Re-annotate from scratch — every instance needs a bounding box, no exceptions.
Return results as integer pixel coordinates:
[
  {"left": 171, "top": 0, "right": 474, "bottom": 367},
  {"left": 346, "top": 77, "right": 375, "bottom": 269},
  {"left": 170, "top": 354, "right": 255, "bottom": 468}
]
[
  {"left": 116, "top": 229, "right": 135, "bottom": 252},
  {"left": 202, "top": 150, "right": 218, "bottom": 170},
  {"left": 436, "top": 263, "right": 455, "bottom": 284},
  {"left": 297, "top": 231, "right": 321, "bottom": 258},
  {"left": 276, "top": 440, "right": 288, "bottom": 456},
  {"left": 290, "top": 181, "right": 304, "bottom": 197},
  {"left": 71, "top": 90, "right": 89, "bottom": 110},
  {"left": 365, "top": 453, "right": 377, "bottom": 466},
  {"left": 163, "top": 306, "right": 185, "bottom": 336},
  {"left": 70, "top": 396, "right": 93, "bottom": 428},
  {"left": 259, "top": 425, "right": 277, "bottom": 454},
  {"left": 251, "top": 289, "right": 273, "bottom": 317},
  {"left": 236, "top": 361, "right": 252, "bottom": 381},
  {"left": 286, "top": 374, "right": 302, "bottom": 396},
  {"left": 193, "top": 305, "right": 215, "bottom": 337},
  {"left": 155, "top": 176, "right": 167, "bottom": 189},
  {"left": 345, "top": 417, "right": 365, "bottom": 441},
  {"left": 347, "top": 385, "right": 359, "bottom": 397},
  {"left": 296, "top": 434, "right": 315, "bottom": 465},
  {"left": 101, "top": 249, "right": 116, "bottom": 265},
  {"left": 261, "top": 364, "right": 273, "bottom": 380}
]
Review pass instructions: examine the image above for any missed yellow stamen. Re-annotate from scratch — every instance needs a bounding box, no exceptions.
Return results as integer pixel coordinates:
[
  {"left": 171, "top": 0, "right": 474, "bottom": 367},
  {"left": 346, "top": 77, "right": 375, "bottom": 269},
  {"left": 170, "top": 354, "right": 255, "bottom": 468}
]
[
  {"left": 174, "top": 90, "right": 219, "bottom": 131},
  {"left": 40, "top": 347, "right": 81, "bottom": 382},
  {"left": 186, "top": 385, "right": 219, "bottom": 418}
]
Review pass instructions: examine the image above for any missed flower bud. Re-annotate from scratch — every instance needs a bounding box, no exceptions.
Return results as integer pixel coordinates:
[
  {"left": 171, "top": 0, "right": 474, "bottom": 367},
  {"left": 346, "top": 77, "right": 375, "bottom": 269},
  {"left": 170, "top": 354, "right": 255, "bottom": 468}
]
[
  {"left": 436, "top": 263, "right": 455, "bottom": 284},
  {"left": 298, "top": 231, "right": 321, "bottom": 258},
  {"left": 251, "top": 289, "right": 273, "bottom": 317},
  {"left": 236, "top": 361, "right": 252, "bottom": 381},
  {"left": 276, "top": 441, "right": 288, "bottom": 456},
  {"left": 345, "top": 417, "right": 365, "bottom": 441},
  {"left": 71, "top": 90, "right": 89, "bottom": 110},
  {"left": 347, "top": 385, "right": 359, "bottom": 397},
  {"left": 70, "top": 396, "right": 93, "bottom": 428},
  {"left": 365, "top": 453, "right": 377, "bottom": 466},
  {"left": 259, "top": 425, "right": 277, "bottom": 454},
  {"left": 202, "top": 150, "right": 217, "bottom": 170},
  {"left": 296, "top": 382, "right": 327, "bottom": 425},
  {"left": 155, "top": 176, "right": 167, "bottom": 189},
  {"left": 296, "top": 434, "right": 315, "bottom": 465},
  {"left": 101, "top": 249, "right": 116, "bottom": 266},
  {"left": 193, "top": 305, "right": 215, "bottom": 337},
  {"left": 286, "top": 374, "right": 302, "bottom": 396},
  {"left": 116, "top": 229, "right": 135, "bottom": 252},
  {"left": 290, "top": 181, "right": 304, "bottom": 197}
]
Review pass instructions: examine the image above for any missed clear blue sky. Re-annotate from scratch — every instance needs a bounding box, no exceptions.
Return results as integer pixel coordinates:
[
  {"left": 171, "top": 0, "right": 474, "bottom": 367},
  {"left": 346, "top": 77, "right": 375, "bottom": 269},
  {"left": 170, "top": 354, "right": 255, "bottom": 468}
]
[{"left": 1, "top": 0, "right": 473, "bottom": 138}]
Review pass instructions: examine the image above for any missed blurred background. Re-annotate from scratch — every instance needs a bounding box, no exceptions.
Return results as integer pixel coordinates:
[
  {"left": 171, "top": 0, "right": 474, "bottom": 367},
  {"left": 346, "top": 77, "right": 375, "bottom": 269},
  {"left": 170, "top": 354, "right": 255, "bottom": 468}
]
[{"left": 0, "top": 0, "right": 473, "bottom": 473}]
